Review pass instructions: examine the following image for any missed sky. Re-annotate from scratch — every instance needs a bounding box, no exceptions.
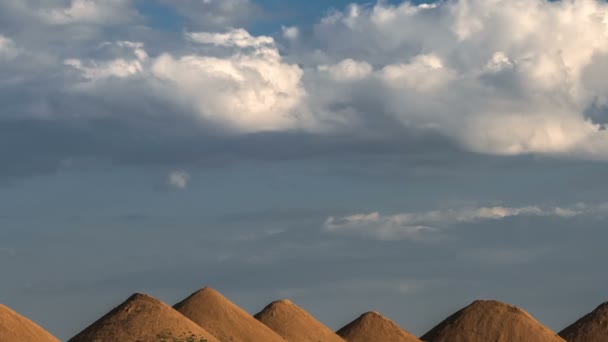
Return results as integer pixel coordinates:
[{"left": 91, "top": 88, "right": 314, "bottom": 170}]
[{"left": 1, "top": 0, "right": 608, "bottom": 340}]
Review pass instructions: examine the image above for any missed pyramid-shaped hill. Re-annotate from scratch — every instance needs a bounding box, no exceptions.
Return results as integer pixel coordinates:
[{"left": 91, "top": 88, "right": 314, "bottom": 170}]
[
  {"left": 173, "top": 287, "right": 285, "bottom": 342},
  {"left": 254, "top": 299, "right": 344, "bottom": 342},
  {"left": 68, "top": 293, "right": 219, "bottom": 342},
  {"left": 0, "top": 304, "right": 59, "bottom": 342},
  {"left": 559, "top": 302, "right": 608, "bottom": 342},
  {"left": 337, "top": 311, "right": 421, "bottom": 342},
  {"left": 420, "top": 300, "right": 565, "bottom": 342}
]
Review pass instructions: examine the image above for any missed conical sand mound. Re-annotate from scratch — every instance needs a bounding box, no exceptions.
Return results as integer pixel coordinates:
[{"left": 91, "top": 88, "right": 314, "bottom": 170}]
[
  {"left": 337, "top": 311, "right": 421, "bottom": 342},
  {"left": 559, "top": 302, "right": 608, "bottom": 342},
  {"left": 255, "top": 299, "right": 344, "bottom": 342},
  {"left": 174, "top": 287, "right": 285, "bottom": 342},
  {"left": 421, "top": 300, "right": 565, "bottom": 342},
  {"left": 0, "top": 304, "right": 59, "bottom": 342},
  {"left": 69, "top": 293, "right": 219, "bottom": 342}
]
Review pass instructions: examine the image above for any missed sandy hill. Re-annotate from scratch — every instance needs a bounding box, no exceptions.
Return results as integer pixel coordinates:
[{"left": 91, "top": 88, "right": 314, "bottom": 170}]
[
  {"left": 173, "top": 287, "right": 285, "bottom": 342},
  {"left": 0, "top": 304, "right": 59, "bottom": 342},
  {"left": 559, "top": 302, "right": 608, "bottom": 342},
  {"left": 254, "top": 299, "right": 344, "bottom": 342},
  {"left": 420, "top": 300, "right": 565, "bottom": 342},
  {"left": 68, "top": 293, "right": 219, "bottom": 342},
  {"left": 337, "top": 311, "right": 421, "bottom": 342}
]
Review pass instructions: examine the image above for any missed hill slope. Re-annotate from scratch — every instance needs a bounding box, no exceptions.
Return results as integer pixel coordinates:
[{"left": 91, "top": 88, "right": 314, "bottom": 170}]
[
  {"left": 337, "top": 311, "right": 421, "bottom": 342},
  {"left": 255, "top": 299, "right": 344, "bottom": 342},
  {"left": 174, "top": 287, "right": 285, "bottom": 342},
  {"left": 68, "top": 293, "right": 219, "bottom": 342},
  {"left": 559, "top": 302, "right": 608, "bottom": 342},
  {"left": 0, "top": 304, "right": 59, "bottom": 342},
  {"left": 421, "top": 300, "right": 565, "bottom": 342}
]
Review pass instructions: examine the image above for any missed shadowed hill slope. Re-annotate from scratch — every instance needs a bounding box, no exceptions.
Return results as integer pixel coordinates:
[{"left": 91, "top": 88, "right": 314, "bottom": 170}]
[
  {"left": 0, "top": 304, "right": 59, "bottom": 342},
  {"left": 255, "top": 299, "right": 344, "bottom": 342},
  {"left": 421, "top": 300, "right": 565, "bottom": 342},
  {"left": 68, "top": 293, "right": 219, "bottom": 342},
  {"left": 559, "top": 302, "right": 608, "bottom": 342},
  {"left": 174, "top": 287, "right": 285, "bottom": 342},
  {"left": 337, "top": 311, "right": 421, "bottom": 342}
]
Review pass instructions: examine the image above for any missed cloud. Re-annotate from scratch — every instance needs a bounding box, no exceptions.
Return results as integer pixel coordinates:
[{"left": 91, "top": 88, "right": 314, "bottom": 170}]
[
  {"left": 318, "top": 58, "right": 373, "bottom": 82},
  {"left": 0, "top": 0, "right": 137, "bottom": 30},
  {"left": 4, "top": 0, "right": 608, "bottom": 181},
  {"left": 64, "top": 41, "right": 147, "bottom": 81},
  {"left": 43, "top": 0, "right": 135, "bottom": 25},
  {"left": 60, "top": 29, "right": 308, "bottom": 133},
  {"left": 151, "top": 29, "right": 308, "bottom": 132},
  {"left": 324, "top": 212, "right": 440, "bottom": 241},
  {"left": 161, "top": 0, "right": 260, "bottom": 30},
  {"left": 282, "top": 26, "right": 299, "bottom": 41},
  {"left": 167, "top": 170, "right": 190, "bottom": 189},
  {"left": 299, "top": 0, "right": 608, "bottom": 158},
  {"left": 186, "top": 29, "right": 273, "bottom": 48},
  {"left": 0, "top": 35, "right": 19, "bottom": 59},
  {"left": 323, "top": 204, "right": 583, "bottom": 240}
]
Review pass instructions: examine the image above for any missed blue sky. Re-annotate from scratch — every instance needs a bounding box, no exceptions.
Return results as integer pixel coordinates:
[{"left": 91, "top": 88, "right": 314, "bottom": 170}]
[{"left": 1, "top": 0, "right": 608, "bottom": 340}]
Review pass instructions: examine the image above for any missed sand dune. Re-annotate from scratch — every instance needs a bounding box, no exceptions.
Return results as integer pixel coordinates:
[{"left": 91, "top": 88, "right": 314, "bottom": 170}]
[
  {"left": 68, "top": 293, "right": 219, "bottom": 342},
  {"left": 421, "top": 300, "right": 565, "bottom": 342},
  {"left": 337, "top": 311, "right": 421, "bottom": 342},
  {"left": 0, "top": 304, "right": 59, "bottom": 342},
  {"left": 255, "top": 299, "right": 345, "bottom": 342},
  {"left": 174, "top": 287, "right": 285, "bottom": 342},
  {"left": 7, "top": 288, "right": 605, "bottom": 342},
  {"left": 559, "top": 302, "right": 608, "bottom": 342}
]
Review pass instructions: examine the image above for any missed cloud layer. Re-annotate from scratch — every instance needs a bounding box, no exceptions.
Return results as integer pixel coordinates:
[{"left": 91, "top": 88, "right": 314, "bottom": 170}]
[
  {"left": 323, "top": 203, "right": 588, "bottom": 240},
  {"left": 3, "top": 0, "right": 608, "bottom": 180}
]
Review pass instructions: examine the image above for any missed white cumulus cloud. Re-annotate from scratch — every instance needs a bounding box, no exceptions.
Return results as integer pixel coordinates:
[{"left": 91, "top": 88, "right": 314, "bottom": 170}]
[
  {"left": 152, "top": 29, "right": 308, "bottom": 132},
  {"left": 301, "top": 0, "right": 608, "bottom": 159}
]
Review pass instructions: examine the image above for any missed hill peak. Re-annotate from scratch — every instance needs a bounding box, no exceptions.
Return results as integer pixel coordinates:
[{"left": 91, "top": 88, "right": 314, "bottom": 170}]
[
  {"left": 69, "top": 292, "right": 218, "bottom": 342},
  {"left": 255, "top": 299, "right": 344, "bottom": 342},
  {"left": 174, "top": 286, "right": 285, "bottom": 342},
  {"left": 337, "top": 310, "right": 421, "bottom": 342},
  {"left": 421, "top": 299, "right": 565, "bottom": 342}
]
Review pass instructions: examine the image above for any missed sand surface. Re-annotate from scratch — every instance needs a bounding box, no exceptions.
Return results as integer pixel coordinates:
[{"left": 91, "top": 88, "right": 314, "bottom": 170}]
[
  {"left": 421, "top": 300, "right": 565, "bottom": 342},
  {"left": 337, "top": 311, "right": 421, "bottom": 342},
  {"left": 255, "top": 299, "right": 344, "bottom": 342},
  {"left": 68, "top": 293, "right": 219, "bottom": 342},
  {"left": 559, "top": 302, "right": 608, "bottom": 342},
  {"left": 174, "top": 287, "right": 285, "bottom": 342},
  {"left": 0, "top": 304, "right": 59, "bottom": 342}
]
